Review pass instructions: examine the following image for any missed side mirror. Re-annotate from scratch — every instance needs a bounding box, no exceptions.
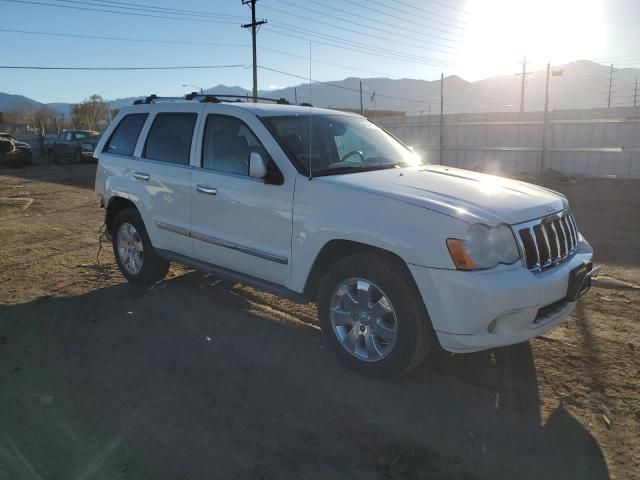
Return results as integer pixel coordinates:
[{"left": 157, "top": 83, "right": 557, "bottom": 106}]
[{"left": 249, "top": 151, "right": 268, "bottom": 179}]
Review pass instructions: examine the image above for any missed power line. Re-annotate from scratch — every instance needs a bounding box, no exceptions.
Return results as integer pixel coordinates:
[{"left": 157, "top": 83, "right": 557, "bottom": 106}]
[
  {"left": 0, "top": 64, "right": 249, "bottom": 70},
  {"left": 3, "top": 0, "right": 458, "bottom": 68},
  {"left": 342, "top": 0, "right": 466, "bottom": 32},
  {"left": 74, "top": 0, "right": 245, "bottom": 19},
  {"left": 389, "top": 0, "right": 471, "bottom": 16},
  {"left": 271, "top": 0, "right": 460, "bottom": 48},
  {"left": 0, "top": 0, "right": 240, "bottom": 24},
  {"left": 264, "top": 4, "right": 461, "bottom": 56},
  {"left": 0, "top": 28, "right": 250, "bottom": 47},
  {"left": 0, "top": 28, "right": 413, "bottom": 79},
  {"left": 363, "top": 0, "right": 467, "bottom": 27},
  {"left": 266, "top": 25, "right": 455, "bottom": 67},
  {"left": 299, "top": 0, "right": 463, "bottom": 42}
]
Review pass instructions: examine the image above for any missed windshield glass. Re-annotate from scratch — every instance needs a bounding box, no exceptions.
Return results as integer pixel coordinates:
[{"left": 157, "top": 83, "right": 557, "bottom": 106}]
[{"left": 262, "top": 114, "right": 421, "bottom": 176}]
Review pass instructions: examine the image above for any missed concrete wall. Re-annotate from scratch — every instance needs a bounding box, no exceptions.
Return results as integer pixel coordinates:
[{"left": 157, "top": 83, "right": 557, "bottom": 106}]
[{"left": 376, "top": 107, "right": 640, "bottom": 177}]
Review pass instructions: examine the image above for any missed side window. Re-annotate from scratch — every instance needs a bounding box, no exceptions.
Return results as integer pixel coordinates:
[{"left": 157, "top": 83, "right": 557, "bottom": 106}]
[
  {"left": 144, "top": 113, "right": 197, "bottom": 165},
  {"left": 103, "top": 113, "right": 148, "bottom": 156},
  {"left": 64, "top": 132, "right": 73, "bottom": 141},
  {"left": 201, "top": 115, "right": 269, "bottom": 175}
]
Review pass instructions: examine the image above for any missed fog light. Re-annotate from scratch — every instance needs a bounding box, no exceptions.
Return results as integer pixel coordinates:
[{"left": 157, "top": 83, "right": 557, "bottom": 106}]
[{"left": 487, "top": 307, "right": 538, "bottom": 334}]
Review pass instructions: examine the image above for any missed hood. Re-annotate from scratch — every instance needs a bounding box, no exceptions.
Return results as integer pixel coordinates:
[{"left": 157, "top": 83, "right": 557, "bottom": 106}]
[{"left": 323, "top": 165, "right": 567, "bottom": 225}]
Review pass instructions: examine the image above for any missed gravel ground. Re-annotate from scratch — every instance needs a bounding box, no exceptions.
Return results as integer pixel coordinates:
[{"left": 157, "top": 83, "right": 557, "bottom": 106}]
[{"left": 0, "top": 164, "right": 638, "bottom": 480}]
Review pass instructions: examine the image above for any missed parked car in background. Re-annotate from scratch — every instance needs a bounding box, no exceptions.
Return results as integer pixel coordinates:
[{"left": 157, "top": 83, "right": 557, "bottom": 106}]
[
  {"left": 0, "top": 132, "right": 32, "bottom": 166},
  {"left": 47, "top": 130, "right": 101, "bottom": 163}
]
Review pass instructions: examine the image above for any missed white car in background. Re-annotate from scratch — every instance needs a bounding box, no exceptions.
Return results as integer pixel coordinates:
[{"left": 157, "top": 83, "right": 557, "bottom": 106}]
[{"left": 94, "top": 95, "right": 597, "bottom": 377}]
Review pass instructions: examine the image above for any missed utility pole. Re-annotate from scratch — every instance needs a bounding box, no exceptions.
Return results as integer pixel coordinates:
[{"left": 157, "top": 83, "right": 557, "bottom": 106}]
[
  {"left": 540, "top": 62, "right": 551, "bottom": 174},
  {"left": 518, "top": 53, "right": 527, "bottom": 112},
  {"left": 607, "top": 63, "right": 614, "bottom": 108},
  {"left": 359, "top": 81, "right": 364, "bottom": 115},
  {"left": 634, "top": 76, "right": 638, "bottom": 108},
  {"left": 439, "top": 72, "right": 444, "bottom": 165},
  {"left": 294, "top": 87, "right": 298, "bottom": 104},
  {"left": 242, "top": 0, "right": 266, "bottom": 103}
]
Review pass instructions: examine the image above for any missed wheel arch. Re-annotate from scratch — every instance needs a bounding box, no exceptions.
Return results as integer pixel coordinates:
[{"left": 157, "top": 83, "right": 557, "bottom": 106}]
[
  {"left": 303, "top": 239, "right": 420, "bottom": 302},
  {"left": 105, "top": 196, "right": 138, "bottom": 235}
]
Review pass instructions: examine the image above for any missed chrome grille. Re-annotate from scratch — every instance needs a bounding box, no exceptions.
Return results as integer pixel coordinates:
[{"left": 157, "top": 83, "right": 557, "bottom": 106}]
[{"left": 514, "top": 210, "right": 579, "bottom": 273}]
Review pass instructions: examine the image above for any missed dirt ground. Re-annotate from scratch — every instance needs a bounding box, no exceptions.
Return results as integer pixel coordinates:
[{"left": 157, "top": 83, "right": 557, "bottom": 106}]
[{"left": 0, "top": 164, "right": 638, "bottom": 480}]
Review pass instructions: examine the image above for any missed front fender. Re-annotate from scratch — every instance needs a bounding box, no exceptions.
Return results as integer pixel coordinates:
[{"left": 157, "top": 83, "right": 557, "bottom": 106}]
[{"left": 289, "top": 176, "right": 467, "bottom": 292}]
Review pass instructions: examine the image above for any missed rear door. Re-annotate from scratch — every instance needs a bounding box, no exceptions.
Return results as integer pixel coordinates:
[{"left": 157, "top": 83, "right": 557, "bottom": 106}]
[
  {"left": 190, "top": 108, "right": 294, "bottom": 286},
  {"left": 134, "top": 104, "right": 202, "bottom": 256}
]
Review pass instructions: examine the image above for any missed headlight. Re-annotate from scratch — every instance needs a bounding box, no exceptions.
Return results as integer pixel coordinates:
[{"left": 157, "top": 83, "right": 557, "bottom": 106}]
[
  {"left": 82, "top": 143, "right": 94, "bottom": 152},
  {"left": 447, "top": 223, "right": 520, "bottom": 270}
]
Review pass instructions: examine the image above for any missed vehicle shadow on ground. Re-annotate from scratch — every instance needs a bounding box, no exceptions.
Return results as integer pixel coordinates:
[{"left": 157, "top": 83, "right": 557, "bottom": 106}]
[{"left": 0, "top": 272, "right": 609, "bottom": 480}]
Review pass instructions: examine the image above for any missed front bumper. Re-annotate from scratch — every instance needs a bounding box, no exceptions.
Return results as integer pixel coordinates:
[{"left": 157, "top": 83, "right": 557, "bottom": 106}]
[{"left": 409, "top": 238, "right": 594, "bottom": 353}]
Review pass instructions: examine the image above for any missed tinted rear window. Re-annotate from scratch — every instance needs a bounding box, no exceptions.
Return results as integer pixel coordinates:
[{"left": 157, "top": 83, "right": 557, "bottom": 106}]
[
  {"left": 144, "top": 113, "right": 197, "bottom": 165},
  {"left": 103, "top": 113, "right": 148, "bottom": 156}
]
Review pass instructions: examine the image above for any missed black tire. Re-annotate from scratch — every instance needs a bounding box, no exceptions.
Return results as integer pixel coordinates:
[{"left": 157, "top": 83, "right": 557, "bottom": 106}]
[
  {"left": 111, "top": 208, "right": 169, "bottom": 287},
  {"left": 317, "top": 252, "right": 436, "bottom": 378}
]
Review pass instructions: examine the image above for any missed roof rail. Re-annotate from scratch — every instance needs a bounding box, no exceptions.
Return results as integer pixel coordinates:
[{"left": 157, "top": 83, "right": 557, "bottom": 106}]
[
  {"left": 132, "top": 93, "right": 305, "bottom": 106},
  {"left": 133, "top": 94, "right": 188, "bottom": 105},
  {"left": 204, "top": 94, "right": 291, "bottom": 105}
]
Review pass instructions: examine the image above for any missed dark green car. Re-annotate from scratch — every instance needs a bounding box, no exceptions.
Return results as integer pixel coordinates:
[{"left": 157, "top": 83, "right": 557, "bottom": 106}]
[{"left": 47, "top": 130, "right": 101, "bottom": 163}]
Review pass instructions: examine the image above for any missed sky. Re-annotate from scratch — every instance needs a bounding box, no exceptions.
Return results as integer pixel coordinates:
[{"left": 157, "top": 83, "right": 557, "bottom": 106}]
[{"left": 1, "top": 0, "right": 638, "bottom": 104}]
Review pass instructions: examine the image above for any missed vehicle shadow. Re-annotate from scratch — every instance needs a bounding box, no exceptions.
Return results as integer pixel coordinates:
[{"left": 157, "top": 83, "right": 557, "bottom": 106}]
[{"left": 0, "top": 272, "right": 609, "bottom": 480}]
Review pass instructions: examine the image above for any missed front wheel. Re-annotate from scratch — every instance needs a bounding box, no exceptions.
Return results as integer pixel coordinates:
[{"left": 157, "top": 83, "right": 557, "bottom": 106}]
[
  {"left": 318, "top": 252, "right": 436, "bottom": 378},
  {"left": 111, "top": 208, "right": 169, "bottom": 287}
]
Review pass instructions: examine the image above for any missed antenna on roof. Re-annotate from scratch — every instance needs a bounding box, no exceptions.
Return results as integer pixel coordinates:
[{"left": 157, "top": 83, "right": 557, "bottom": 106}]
[{"left": 308, "top": 42, "right": 312, "bottom": 181}]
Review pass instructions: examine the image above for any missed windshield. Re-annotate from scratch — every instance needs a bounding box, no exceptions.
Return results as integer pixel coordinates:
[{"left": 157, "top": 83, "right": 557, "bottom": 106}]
[{"left": 262, "top": 114, "right": 421, "bottom": 176}]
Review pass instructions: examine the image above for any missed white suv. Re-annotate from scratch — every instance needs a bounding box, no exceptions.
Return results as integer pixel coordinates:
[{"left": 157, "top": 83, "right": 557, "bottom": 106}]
[{"left": 94, "top": 95, "right": 596, "bottom": 377}]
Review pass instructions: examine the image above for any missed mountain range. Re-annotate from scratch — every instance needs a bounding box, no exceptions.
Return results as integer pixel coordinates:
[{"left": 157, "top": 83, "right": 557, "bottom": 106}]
[{"left": 1, "top": 60, "right": 638, "bottom": 117}]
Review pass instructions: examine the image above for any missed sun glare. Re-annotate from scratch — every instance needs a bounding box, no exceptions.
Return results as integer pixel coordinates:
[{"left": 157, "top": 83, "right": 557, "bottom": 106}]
[{"left": 459, "top": 0, "right": 605, "bottom": 79}]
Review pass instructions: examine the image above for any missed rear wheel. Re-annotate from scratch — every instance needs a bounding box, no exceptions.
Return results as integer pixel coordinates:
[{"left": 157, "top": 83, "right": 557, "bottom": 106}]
[
  {"left": 112, "top": 209, "right": 169, "bottom": 286},
  {"left": 318, "top": 252, "right": 436, "bottom": 378}
]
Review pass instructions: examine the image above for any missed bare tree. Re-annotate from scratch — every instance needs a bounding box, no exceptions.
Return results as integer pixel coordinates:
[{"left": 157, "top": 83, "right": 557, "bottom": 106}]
[{"left": 71, "top": 94, "right": 109, "bottom": 131}]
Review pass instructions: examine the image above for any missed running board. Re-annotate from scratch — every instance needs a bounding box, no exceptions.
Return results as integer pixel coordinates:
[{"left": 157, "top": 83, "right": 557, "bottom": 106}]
[{"left": 156, "top": 249, "right": 307, "bottom": 303}]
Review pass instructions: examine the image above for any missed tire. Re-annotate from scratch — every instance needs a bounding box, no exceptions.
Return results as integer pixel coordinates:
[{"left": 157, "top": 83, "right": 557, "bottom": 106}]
[
  {"left": 317, "top": 252, "right": 436, "bottom": 378},
  {"left": 111, "top": 208, "right": 169, "bottom": 287}
]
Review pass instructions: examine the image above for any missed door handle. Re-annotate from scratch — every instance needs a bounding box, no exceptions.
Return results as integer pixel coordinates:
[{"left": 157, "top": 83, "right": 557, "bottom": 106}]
[
  {"left": 133, "top": 171, "right": 150, "bottom": 181},
  {"left": 196, "top": 185, "right": 217, "bottom": 195}
]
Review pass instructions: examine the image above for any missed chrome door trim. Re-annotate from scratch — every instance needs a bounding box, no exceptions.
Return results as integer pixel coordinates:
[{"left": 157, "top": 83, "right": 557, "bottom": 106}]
[
  {"left": 155, "top": 220, "right": 190, "bottom": 238},
  {"left": 133, "top": 171, "right": 150, "bottom": 181},
  {"left": 195, "top": 184, "right": 217, "bottom": 195},
  {"left": 154, "top": 220, "right": 288, "bottom": 265},
  {"left": 191, "top": 230, "right": 288, "bottom": 265}
]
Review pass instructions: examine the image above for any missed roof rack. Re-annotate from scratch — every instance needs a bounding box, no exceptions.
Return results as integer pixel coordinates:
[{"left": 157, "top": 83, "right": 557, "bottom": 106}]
[
  {"left": 133, "top": 93, "right": 310, "bottom": 106},
  {"left": 133, "top": 94, "right": 188, "bottom": 105}
]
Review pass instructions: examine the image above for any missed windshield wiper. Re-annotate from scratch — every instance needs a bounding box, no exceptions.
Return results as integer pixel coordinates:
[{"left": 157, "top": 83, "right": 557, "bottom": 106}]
[{"left": 314, "top": 163, "right": 401, "bottom": 176}]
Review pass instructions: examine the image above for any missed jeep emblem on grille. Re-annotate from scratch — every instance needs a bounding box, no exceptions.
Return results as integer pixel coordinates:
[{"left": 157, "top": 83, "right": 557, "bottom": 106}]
[{"left": 545, "top": 204, "right": 556, "bottom": 213}]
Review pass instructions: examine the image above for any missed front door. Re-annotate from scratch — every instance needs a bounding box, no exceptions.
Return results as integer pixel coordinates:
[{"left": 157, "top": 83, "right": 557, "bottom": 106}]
[{"left": 190, "top": 114, "right": 293, "bottom": 286}]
